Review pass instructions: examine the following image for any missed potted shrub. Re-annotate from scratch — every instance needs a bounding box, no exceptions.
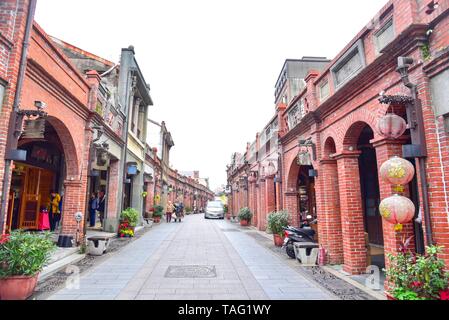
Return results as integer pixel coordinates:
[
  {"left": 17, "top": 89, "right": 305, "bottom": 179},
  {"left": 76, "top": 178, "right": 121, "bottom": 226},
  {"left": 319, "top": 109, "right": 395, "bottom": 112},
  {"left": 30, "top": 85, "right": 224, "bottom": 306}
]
[
  {"left": 152, "top": 205, "right": 164, "bottom": 223},
  {"left": 119, "top": 208, "right": 139, "bottom": 238},
  {"left": 385, "top": 236, "right": 449, "bottom": 300},
  {"left": 0, "top": 231, "right": 56, "bottom": 300},
  {"left": 267, "top": 211, "right": 289, "bottom": 247},
  {"left": 238, "top": 207, "right": 253, "bottom": 226},
  {"left": 224, "top": 204, "right": 230, "bottom": 220}
]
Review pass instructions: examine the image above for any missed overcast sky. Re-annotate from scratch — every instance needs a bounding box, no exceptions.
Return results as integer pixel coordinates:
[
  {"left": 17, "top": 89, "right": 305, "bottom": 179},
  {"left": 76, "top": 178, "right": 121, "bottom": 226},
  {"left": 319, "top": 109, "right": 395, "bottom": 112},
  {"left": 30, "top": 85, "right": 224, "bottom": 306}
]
[{"left": 35, "top": 0, "right": 387, "bottom": 191}]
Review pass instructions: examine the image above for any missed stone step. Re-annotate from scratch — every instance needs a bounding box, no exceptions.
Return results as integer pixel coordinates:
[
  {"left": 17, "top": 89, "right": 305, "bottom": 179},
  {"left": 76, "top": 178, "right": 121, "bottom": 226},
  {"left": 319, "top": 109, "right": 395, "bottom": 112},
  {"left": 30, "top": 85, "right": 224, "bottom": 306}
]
[{"left": 39, "top": 251, "right": 86, "bottom": 283}]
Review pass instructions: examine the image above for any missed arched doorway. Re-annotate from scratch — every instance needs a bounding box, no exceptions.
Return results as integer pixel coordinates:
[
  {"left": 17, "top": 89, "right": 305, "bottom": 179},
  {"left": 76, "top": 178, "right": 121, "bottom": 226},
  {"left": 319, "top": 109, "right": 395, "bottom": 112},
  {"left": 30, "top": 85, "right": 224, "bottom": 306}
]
[
  {"left": 6, "top": 120, "right": 67, "bottom": 232},
  {"left": 357, "top": 125, "right": 384, "bottom": 268},
  {"left": 297, "top": 165, "right": 317, "bottom": 224},
  {"left": 285, "top": 154, "right": 317, "bottom": 229}
]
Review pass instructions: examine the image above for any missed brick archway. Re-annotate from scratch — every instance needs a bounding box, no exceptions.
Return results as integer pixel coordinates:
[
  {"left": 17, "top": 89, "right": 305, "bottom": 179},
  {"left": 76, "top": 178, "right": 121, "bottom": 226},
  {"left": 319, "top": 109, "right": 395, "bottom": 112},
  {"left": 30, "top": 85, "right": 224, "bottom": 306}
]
[{"left": 46, "top": 116, "right": 80, "bottom": 178}]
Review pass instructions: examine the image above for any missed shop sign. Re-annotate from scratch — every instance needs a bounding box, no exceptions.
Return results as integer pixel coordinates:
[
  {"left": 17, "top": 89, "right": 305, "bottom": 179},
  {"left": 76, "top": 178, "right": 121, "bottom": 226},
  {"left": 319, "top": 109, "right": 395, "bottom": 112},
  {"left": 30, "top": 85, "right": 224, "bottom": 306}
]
[{"left": 297, "top": 151, "right": 312, "bottom": 166}]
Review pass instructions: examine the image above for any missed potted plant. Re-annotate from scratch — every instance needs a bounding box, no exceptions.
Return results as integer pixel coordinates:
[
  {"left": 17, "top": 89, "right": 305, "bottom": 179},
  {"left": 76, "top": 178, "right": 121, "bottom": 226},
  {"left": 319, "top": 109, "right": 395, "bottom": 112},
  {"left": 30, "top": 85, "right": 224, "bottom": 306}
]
[
  {"left": 152, "top": 205, "right": 164, "bottom": 223},
  {"left": 267, "top": 211, "right": 289, "bottom": 247},
  {"left": 238, "top": 207, "right": 253, "bottom": 226},
  {"left": 385, "top": 236, "right": 449, "bottom": 300},
  {"left": 224, "top": 204, "right": 230, "bottom": 220},
  {"left": 119, "top": 208, "right": 139, "bottom": 238},
  {"left": 0, "top": 231, "right": 56, "bottom": 300}
]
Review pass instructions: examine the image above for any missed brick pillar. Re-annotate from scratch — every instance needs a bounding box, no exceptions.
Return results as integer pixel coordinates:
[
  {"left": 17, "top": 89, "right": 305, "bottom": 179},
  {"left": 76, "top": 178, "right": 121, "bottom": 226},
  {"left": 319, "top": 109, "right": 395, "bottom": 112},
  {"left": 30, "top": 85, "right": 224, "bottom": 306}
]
[
  {"left": 259, "top": 177, "right": 266, "bottom": 230},
  {"left": 317, "top": 159, "right": 343, "bottom": 264},
  {"left": 284, "top": 192, "right": 299, "bottom": 227},
  {"left": 275, "top": 180, "right": 281, "bottom": 212},
  {"left": 105, "top": 159, "right": 120, "bottom": 232},
  {"left": 265, "top": 175, "right": 276, "bottom": 217},
  {"left": 61, "top": 180, "right": 84, "bottom": 239},
  {"left": 248, "top": 180, "right": 256, "bottom": 226},
  {"left": 373, "top": 138, "right": 415, "bottom": 269},
  {"left": 335, "top": 152, "right": 367, "bottom": 275}
]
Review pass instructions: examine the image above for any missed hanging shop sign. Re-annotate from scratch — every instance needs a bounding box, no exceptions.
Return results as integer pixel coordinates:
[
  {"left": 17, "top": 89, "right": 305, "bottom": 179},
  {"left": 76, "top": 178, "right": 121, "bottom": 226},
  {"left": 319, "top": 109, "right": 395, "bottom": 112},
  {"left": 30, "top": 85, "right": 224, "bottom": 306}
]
[
  {"left": 297, "top": 151, "right": 312, "bottom": 166},
  {"left": 21, "top": 117, "right": 46, "bottom": 139}
]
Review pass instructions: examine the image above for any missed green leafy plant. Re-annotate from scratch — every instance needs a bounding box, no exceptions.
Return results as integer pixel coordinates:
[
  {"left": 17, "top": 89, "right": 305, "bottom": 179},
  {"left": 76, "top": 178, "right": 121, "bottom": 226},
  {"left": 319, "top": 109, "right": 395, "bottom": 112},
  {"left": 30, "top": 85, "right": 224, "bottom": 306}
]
[
  {"left": 223, "top": 204, "right": 228, "bottom": 214},
  {"left": 420, "top": 44, "right": 431, "bottom": 61},
  {"left": 238, "top": 207, "right": 253, "bottom": 222},
  {"left": 267, "top": 211, "right": 289, "bottom": 236},
  {"left": 153, "top": 205, "right": 164, "bottom": 217},
  {"left": 120, "top": 207, "right": 139, "bottom": 227},
  {"left": 0, "top": 231, "right": 56, "bottom": 278},
  {"left": 385, "top": 236, "right": 449, "bottom": 300}
]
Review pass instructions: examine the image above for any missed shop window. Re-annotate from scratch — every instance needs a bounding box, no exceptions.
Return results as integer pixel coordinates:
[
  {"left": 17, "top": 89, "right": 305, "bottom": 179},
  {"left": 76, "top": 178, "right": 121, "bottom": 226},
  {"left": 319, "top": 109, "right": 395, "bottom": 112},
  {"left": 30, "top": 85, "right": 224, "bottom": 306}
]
[{"left": 331, "top": 39, "right": 366, "bottom": 89}]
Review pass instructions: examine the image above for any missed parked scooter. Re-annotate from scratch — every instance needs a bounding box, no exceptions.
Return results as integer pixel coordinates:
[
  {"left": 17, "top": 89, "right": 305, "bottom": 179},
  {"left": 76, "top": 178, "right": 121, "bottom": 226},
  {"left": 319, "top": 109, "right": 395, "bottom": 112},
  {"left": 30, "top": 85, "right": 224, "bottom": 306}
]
[{"left": 282, "top": 215, "right": 317, "bottom": 259}]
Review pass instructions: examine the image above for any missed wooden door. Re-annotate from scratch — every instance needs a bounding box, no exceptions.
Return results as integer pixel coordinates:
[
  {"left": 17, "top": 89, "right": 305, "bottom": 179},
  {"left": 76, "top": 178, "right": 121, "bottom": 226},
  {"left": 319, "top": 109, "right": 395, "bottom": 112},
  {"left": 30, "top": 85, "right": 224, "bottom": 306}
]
[{"left": 19, "top": 167, "right": 41, "bottom": 230}]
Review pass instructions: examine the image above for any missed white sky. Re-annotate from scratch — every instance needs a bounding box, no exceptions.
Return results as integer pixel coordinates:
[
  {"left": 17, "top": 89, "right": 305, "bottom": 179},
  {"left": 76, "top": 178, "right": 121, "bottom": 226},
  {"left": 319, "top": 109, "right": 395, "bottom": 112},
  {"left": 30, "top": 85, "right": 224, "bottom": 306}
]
[{"left": 35, "top": 0, "right": 387, "bottom": 191}]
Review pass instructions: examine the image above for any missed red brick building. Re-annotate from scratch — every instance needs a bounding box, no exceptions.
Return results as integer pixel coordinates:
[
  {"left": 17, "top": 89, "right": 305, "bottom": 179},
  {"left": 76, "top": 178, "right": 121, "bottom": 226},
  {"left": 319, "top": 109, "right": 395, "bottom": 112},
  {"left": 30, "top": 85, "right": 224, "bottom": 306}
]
[
  {"left": 0, "top": 0, "right": 95, "bottom": 241},
  {"left": 228, "top": 0, "right": 449, "bottom": 274}
]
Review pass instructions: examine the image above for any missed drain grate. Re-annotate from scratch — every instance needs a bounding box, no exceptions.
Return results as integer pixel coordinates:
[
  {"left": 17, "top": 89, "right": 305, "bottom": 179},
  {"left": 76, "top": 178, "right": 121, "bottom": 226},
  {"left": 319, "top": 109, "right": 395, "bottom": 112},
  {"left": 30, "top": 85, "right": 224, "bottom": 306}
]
[
  {"left": 165, "top": 265, "right": 217, "bottom": 278},
  {"left": 220, "top": 228, "right": 241, "bottom": 232},
  {"left": 298, "top": 266, "right": 376, "bottom": 300}
]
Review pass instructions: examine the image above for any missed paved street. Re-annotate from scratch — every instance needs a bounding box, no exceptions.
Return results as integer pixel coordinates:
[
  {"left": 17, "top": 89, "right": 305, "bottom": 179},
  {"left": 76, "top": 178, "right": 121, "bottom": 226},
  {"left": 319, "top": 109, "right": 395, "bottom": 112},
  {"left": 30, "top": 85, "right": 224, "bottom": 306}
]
[{"left": 47, "top": 214, "right": 334, "bottom": 300}]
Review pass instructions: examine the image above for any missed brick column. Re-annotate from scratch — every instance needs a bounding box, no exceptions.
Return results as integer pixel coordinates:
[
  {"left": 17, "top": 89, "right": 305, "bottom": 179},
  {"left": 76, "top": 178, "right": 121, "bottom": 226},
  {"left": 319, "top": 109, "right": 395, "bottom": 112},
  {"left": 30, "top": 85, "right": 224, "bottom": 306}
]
[
  {"left": 61, "top": 180, "right": 84, "bottom": 238},
  {"left": 317, "top": 159, "right": 343, "bottom": 264},
  {"left": 248, "top": 180, "right": 256, "bottom": 226},
  {"left": 259, "top": 177, "right": 266, "bottom": 230},
  {"left": 265, "top": 175, "right": 276, "bottom": 214},
  {"left": 335, "top": 151, "right": 367, "bottom": 275},
  {"left": 284, "top": 192, "right": 299, "bottom": 227},
  {"left": 105, "top": 159, "right": 120, "bottom": 232},
  {"left": 373, "top": 138, "right": 415, "bottom": 270}
]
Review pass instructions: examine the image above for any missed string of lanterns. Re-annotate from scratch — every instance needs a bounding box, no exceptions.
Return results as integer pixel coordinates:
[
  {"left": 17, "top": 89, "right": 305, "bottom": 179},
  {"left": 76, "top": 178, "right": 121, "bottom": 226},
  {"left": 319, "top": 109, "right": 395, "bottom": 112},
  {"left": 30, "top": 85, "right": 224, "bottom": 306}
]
[{"left": 377, "top": 108, "right": 416, "bottom": 232}]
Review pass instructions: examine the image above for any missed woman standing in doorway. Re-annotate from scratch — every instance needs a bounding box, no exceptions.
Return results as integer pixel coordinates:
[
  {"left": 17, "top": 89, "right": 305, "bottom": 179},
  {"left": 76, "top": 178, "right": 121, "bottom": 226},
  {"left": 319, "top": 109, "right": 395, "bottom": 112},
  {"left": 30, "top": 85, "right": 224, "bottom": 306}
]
[{"left": 48, "top": 189, "right": 61, "bottom": 232}]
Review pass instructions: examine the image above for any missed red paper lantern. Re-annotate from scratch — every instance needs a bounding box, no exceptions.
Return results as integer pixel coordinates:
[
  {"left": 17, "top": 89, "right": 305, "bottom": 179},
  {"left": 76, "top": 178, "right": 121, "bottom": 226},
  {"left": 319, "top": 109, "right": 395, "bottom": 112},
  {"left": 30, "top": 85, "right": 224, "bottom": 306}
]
[
  {"left": 379, "top": 156, "right": 415, "bottom": 187},
  {"left": 377, "top": 113, "right": 407, "bottom": 139},
  {"left": 379, "top": 194, "right": 415, "bottom": 231}
]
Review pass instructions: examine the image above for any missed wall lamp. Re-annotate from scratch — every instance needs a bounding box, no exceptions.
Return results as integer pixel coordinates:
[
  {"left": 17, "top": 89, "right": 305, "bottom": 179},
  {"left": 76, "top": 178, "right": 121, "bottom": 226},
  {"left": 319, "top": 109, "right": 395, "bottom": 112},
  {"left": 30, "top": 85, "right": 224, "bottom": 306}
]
[{"left": 425, "top": 1, "right": 439, "bottom": 14}]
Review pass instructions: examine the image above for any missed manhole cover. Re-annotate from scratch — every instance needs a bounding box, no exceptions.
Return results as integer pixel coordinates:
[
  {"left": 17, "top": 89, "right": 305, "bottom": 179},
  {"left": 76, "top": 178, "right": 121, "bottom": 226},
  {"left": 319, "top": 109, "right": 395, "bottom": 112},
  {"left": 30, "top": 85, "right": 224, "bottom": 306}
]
[{"left": 165, "top": 265, "right": 217, "bottom": 278}]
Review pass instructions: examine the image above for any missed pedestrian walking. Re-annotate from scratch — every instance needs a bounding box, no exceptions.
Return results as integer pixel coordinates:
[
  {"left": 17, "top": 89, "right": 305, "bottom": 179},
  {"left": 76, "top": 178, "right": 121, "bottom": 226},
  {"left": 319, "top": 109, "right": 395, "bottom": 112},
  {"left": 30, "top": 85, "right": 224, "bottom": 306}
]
[
  {"left": 89, "top": 192, "right": 99, "bottom": 227},
  {"left": 166, "top": 201, "right": 174, "bottom": 223},
  {"left": 48, "top": 189, "right": 61, "bottom": 232},
  {"left": 174, "top": 201, "right": 184, "bottom": 222},
  {"left": 97, "top": 190, "right": 106, "bottom": 227}
]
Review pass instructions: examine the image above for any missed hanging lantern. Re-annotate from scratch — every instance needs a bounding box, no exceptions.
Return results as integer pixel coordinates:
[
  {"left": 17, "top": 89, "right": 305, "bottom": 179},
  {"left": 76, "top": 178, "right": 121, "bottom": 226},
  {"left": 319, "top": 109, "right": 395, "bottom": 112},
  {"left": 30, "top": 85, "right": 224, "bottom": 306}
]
[
  {"left": 379, "top": 194, "right": 415, "bottom": 232},
  {"left": 377, "top": 113, "right": 407, "bottom": 139},
  {"left": 380, "top": 156, "right": 415, "bottom": 192},
  {"left": 248, "top": 175, "right": 257, "bottom": 183}
]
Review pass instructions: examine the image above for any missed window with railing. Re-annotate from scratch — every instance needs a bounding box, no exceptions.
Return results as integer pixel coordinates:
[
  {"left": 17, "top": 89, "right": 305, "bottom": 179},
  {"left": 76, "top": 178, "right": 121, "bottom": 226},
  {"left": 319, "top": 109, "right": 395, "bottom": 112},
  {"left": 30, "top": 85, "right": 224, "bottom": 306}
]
[{"left": 287, "top": 105, "right": 299, "bottom": 130}]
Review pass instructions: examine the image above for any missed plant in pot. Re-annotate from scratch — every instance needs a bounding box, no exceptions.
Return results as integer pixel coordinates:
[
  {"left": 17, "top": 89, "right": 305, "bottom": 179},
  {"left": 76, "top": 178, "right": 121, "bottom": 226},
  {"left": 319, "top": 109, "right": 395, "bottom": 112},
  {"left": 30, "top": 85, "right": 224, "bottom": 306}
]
[
  {"left": 119, "top": 208, "right": 139, "bottom": 238},
  {"left": 238, "top": 207, "right": 253, "bottom": 226},
  {"left": 224, "top": 204, "right": 230, "bottom": 220},
  {"left": 0, "top": 231, "right": 56, "bottom": 300},
  {"left": 267, "top": 211, "right": 289, "bottom": 247},
  {"left": 152, "top": 205, "right": 164, "bottom": 223},
  {"left": 385, "top": 236, "right": 449, "bottom": 300}
]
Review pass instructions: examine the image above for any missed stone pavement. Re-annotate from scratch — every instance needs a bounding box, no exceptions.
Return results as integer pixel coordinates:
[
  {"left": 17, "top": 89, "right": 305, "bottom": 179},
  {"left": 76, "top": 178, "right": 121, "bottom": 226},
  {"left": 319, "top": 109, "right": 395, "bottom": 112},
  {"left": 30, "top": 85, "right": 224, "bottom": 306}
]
[{"left": 47, "top": 214, "right": 334, "bottom": 300}]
